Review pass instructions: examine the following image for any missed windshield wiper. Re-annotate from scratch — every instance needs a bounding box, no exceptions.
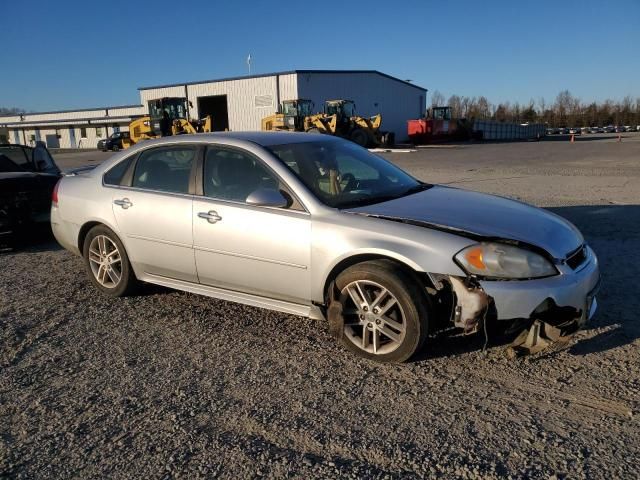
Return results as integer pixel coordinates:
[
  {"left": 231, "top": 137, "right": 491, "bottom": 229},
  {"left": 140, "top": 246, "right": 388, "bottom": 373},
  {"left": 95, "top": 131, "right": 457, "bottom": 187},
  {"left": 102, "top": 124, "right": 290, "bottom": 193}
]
[
  {"left": 338, "top": 183, "right": 432, "bottom": 209},
  {"left": 401, "top": 182, "right": 433, "bottom": 196}
]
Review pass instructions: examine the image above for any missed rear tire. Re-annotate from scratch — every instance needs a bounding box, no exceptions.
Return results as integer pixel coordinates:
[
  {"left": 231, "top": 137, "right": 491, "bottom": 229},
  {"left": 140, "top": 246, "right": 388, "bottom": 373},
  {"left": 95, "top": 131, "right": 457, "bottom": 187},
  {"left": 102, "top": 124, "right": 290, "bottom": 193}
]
[
  {"left": 82, "top": 225, "right": 138, "bottom": 297},
  {"left": 334, "top": 260, "right": 430, "bottom": 362}
]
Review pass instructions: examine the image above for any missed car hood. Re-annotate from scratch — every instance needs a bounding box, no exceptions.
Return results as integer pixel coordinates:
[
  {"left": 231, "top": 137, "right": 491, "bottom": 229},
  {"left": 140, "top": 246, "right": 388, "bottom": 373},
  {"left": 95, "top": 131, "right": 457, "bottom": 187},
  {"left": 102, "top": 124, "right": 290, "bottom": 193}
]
[{"left": 347, "top": 185, "right": 583, "bottom": 259}]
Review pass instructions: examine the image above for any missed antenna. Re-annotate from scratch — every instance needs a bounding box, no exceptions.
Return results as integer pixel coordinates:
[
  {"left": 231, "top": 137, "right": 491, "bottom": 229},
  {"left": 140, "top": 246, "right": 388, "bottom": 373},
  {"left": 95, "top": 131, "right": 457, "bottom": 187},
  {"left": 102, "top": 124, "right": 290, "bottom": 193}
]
[{"left": 247, "top": 54, "right": 252, "bottom": 75}]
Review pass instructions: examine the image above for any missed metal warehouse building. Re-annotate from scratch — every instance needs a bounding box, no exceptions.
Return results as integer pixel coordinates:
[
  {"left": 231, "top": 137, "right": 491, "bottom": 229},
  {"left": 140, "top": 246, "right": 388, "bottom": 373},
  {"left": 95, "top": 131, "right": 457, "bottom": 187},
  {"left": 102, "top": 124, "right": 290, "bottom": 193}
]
[
  {"left": 1, "top": 70, "right": 426, "bottom": 148},
  {"left": 0, "top": 105, "right": 144, "bottom": 148}
]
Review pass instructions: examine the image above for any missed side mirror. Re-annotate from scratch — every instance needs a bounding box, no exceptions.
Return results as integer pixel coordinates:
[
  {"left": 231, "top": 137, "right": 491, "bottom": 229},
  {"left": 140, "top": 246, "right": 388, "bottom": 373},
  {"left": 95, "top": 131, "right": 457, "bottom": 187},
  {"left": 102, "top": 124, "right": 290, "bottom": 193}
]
[{"left": 245, "top": 188, "right": 289, "bottom": 208}]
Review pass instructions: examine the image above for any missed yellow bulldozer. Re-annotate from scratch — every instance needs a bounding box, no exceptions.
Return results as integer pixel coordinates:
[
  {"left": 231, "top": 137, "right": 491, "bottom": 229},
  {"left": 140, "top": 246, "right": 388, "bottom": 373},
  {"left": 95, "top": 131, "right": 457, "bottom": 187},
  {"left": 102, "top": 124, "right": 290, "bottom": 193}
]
[
  {"left": 262, "top": 99, "right": 393, "bottom": 148},
  {"left": 122, "top": 97, "right": 212, "bottom": 149}
]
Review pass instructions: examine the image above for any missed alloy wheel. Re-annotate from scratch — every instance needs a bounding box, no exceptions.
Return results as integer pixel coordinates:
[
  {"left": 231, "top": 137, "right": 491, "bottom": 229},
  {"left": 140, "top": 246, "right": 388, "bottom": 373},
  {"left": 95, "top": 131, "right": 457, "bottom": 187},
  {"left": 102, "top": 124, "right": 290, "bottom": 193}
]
[
  {"left": 341, "top": 280, "right": 407, "bottom": 355},
  {"left": 88, "top": 235, "right": 122, "bottom": 288}
]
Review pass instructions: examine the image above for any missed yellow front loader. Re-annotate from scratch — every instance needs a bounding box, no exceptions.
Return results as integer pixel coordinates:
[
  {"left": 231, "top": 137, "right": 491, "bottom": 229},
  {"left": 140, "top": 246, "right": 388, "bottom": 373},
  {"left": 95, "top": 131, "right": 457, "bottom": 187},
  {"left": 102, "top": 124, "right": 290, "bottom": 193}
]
[
  {"left": 261, "top": 99, "right": 315, "bottom": 132},
  {"left": 122, "top": 97, "right": 212, "bottom": 149},
  {"left": 307, "top": 100, "right": 394, "bottom": 148}
]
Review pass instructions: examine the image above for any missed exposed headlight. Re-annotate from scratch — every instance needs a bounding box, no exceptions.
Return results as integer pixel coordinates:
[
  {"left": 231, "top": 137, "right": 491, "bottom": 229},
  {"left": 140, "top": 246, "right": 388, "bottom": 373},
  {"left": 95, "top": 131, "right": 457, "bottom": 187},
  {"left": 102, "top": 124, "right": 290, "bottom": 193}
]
[{"left": 454, "top": 243, "right": 557, "bottom": 279}]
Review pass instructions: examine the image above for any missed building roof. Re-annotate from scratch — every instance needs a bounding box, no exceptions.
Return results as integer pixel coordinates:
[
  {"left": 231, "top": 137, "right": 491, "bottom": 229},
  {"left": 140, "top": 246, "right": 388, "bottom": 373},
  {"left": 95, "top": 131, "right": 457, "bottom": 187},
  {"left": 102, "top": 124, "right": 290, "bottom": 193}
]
[
  {"left": 0, "top": 104, "right": 143, "bottom": 119},
  {"left": 138, "top": 70, "right": 427, "bottom": 92}
]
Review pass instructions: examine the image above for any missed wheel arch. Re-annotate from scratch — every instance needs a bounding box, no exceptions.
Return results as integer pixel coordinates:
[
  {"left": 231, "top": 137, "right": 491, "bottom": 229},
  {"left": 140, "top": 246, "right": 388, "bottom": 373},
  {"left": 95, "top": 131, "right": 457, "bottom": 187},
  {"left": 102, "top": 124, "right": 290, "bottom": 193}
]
[
  {"left": 319, "top": 252, "right": 434, "bottom": 306},
  {"left": 77, "top": 219, "right": 121, "bottom": 252}
]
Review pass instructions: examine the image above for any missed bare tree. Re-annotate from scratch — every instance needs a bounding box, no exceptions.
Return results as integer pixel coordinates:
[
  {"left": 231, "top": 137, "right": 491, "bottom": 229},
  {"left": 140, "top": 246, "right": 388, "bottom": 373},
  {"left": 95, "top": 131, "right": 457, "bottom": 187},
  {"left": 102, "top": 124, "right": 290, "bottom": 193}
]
[
  {"left": 430, "top": 90, "right": 445, "bottom": 108},
  {"left": 447, "top": 95, "right": 462, "bottom": 119},
  {"left": 0, "top": 107, "right": 26, "bottom": 115}
]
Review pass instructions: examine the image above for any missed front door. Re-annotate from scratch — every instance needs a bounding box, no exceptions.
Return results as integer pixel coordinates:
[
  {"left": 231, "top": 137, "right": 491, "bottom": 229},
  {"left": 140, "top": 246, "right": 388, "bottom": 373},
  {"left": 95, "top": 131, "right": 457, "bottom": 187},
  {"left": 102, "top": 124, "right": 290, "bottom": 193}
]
[
  {"left": 111, "top": 144, "right": 199, "bottom": 282},
  {"left": 192, "top": 145, "right": 311, "bottom": 303}
]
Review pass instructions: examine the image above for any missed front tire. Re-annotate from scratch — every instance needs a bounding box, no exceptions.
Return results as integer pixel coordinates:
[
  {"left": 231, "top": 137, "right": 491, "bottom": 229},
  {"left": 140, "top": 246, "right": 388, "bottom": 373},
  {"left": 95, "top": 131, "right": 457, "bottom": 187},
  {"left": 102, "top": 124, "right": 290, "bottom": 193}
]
[
  {"left": 335, "top": 260, "right": 430, "bottom": 362},
  {"left": 350, "top": 128, "right": 371, "bottom": 147},
  {"left": 83, "top": 225, "right": 137, "bottom": 296}
]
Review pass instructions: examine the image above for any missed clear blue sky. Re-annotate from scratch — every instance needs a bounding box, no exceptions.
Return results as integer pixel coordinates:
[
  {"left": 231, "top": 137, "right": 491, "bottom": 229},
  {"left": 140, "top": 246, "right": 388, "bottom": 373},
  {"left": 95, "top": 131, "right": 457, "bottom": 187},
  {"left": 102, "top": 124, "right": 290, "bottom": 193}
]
[{"left": 2, "top": 0, "right": 638, "bottom": 112}]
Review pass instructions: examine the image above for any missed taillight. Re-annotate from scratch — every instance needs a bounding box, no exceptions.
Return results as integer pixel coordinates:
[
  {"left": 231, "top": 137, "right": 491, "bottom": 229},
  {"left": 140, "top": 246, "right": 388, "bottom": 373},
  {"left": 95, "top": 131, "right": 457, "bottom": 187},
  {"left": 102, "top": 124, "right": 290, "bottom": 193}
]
[{"left": 52, "top": 179, "right": 61, "bottom": 207}]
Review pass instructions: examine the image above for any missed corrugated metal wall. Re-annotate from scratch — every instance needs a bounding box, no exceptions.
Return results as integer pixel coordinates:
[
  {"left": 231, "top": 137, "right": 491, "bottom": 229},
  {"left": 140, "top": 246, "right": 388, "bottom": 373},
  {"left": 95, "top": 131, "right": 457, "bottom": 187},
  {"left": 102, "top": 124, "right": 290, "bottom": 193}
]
[
  {"left": 139, "top": 74, "right": 298, "bottom": 132},
  {"left": 1, "top": 105, "right": 143, "bottom": 148},
  {"left": 5, "top": 122, "right": 132, "bottom": 148},
  {"left": 296, "top": 72, "right": 425, "bottom": 140}
]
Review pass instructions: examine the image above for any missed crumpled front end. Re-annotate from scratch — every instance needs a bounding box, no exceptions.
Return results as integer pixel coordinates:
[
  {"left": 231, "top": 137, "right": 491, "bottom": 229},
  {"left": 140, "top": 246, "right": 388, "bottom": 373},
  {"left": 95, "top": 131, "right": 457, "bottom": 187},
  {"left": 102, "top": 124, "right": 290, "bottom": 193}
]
[
  {"left": 429, "top": 244, "right": 600, "bottom": 355},
  {"left": 479, "top": 245, "right": 600, "bottom": 325}
]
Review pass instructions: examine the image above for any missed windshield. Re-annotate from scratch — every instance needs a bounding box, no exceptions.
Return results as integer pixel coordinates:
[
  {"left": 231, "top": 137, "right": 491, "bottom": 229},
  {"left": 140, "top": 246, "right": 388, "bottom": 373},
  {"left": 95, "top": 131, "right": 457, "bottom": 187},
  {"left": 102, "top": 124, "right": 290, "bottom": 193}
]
[
  {"left": 267, "top": 140, "right": 427, "bottom": 208},
  {"left": 283, "top": 101, "right": 314, "bottom": 117},
  {"left": 326, "top": 102, "right": 355, "bottom": 118}
]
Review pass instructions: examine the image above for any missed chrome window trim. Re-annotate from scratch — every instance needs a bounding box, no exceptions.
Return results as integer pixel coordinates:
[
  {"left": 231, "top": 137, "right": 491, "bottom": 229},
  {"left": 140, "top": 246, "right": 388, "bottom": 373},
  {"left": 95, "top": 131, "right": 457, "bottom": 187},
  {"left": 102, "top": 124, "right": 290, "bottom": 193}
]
[
  {"left": 194, "top": 194, "right": 311, "bottom": 217},
  {"left": 102, "top": 183, "right": 311, "bottom": 217},
  {"left": 200, "top": 143, "right": 310, "bottom": 214}
]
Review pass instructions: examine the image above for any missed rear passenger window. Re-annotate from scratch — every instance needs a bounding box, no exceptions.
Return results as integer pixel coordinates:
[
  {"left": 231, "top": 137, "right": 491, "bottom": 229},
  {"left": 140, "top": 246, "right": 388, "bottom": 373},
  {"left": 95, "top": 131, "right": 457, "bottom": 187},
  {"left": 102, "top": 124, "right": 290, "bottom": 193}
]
[
  {"left": 132, "top": 146, "right": 196, "bottom": 194},
  {"left": 103, "top": 156, "right": 133, "bottom": 185}
]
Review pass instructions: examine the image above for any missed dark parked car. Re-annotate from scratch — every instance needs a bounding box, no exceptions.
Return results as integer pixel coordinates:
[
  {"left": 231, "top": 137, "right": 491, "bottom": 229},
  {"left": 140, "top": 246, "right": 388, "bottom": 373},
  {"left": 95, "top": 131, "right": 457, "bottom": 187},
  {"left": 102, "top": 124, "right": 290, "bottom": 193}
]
[
  {"left": 0, "top": 142, "right": 61, "bottom": 248},
  {"left": 97, "top": 131, "right": 130, "bottom": 152}
]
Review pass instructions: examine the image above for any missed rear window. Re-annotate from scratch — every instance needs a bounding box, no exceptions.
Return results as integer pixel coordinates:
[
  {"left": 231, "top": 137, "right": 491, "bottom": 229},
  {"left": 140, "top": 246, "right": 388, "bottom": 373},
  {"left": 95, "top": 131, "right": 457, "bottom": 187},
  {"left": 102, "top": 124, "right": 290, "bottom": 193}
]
[
  {"left": 104, "top": 156, "right": 133, "bottom": 186},
  {"left": 132, "top": 146, "right": 196, "bottom": 194},
  {"left": 0, "top": 146, "right": 31, "bottom": 172}
]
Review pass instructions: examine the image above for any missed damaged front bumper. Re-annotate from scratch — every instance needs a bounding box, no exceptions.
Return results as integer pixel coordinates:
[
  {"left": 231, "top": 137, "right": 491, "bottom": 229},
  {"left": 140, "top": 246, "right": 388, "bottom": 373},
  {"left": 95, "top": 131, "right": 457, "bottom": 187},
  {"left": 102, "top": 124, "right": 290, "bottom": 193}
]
[{"left": 479, "top": 245, "right": 600, "bottom": 324}]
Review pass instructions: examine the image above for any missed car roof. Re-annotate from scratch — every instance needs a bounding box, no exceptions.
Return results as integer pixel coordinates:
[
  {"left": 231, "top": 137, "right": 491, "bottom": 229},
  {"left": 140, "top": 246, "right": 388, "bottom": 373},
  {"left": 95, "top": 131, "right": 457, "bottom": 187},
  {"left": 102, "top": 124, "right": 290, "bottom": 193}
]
[{"left": 139, "top": 131, "right": 343, "bottom": 147}]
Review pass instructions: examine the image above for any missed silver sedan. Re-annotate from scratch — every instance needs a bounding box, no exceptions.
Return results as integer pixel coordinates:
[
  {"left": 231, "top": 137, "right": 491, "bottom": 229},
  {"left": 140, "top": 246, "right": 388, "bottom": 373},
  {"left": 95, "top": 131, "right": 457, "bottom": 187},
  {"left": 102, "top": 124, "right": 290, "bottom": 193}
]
[{"left": 51, "top": 132, "right": 600, "bottom": 362}]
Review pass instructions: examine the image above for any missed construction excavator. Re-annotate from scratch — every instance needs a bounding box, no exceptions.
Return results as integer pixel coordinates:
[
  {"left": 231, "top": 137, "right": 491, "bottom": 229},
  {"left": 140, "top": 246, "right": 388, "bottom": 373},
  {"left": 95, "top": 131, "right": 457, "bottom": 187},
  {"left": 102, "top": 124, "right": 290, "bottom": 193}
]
[
  {"left": 122, "top": 97, "right": 212, "bottom": 149},
  {"left": 262, "top": 99, "right": 394, "bottom": 148}
]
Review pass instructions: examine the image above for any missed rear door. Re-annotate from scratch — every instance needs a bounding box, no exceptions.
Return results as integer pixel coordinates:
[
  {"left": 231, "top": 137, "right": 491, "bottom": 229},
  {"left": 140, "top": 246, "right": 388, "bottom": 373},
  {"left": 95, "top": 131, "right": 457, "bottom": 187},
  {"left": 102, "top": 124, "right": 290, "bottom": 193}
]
[{"left": 110, "top": 144, "right": 199, "bottom": 282}]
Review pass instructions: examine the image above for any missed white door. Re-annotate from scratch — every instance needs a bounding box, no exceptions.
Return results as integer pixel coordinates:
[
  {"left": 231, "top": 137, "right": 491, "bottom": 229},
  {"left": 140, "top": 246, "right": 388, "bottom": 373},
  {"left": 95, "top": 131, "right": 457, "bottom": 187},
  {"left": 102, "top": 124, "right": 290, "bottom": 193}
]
[
  {"left": 111, "top": 145, "right": 198, "bottom": 282},
  {"left": 192, "top": 146, "right": 311, "bottom": 303}
]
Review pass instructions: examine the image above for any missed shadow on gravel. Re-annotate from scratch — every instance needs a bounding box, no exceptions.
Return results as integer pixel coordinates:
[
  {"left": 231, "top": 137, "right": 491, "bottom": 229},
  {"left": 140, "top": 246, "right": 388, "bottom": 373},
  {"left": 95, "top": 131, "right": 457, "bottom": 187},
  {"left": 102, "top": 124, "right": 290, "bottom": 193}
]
[
  {"left": 0, "top": 226, "right": 62, "bottom": 254},
  {"left": 549, "top": 204, "right": 640, "bottom": 356}
]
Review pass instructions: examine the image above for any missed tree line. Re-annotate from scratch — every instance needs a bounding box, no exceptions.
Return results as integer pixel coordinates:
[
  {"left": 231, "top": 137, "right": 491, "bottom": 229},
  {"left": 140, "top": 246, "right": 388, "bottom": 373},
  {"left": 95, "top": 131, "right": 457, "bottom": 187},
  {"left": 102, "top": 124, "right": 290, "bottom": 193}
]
[
  {"left": 0, "top": 107, "right": 26, "bottom": 116},
  {"left": 430, "top": 90, "right": 640, "bottom": 127}
]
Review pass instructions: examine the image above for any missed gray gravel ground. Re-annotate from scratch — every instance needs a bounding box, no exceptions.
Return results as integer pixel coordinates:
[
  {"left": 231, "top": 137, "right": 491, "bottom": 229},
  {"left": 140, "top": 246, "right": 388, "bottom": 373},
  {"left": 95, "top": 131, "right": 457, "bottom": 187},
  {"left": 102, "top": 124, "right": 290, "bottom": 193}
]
[{"left": 1, "top": 134, "right": 639, "bottom": 479}]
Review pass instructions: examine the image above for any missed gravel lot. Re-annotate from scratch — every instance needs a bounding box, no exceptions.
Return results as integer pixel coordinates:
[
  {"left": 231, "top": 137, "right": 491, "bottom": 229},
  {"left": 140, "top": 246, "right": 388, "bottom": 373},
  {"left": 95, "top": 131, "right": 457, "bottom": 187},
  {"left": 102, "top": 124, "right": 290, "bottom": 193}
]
[{"left": 2, "top": 134, "right": 639, "bottom": 479}]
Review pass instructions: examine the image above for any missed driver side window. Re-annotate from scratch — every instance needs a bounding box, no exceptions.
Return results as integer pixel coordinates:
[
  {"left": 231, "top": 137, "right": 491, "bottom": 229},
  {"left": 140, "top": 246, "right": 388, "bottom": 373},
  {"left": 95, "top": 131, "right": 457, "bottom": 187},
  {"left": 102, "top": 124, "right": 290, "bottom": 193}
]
[{"left": 203, "top": 147, "right": 281, "bottom": 204}]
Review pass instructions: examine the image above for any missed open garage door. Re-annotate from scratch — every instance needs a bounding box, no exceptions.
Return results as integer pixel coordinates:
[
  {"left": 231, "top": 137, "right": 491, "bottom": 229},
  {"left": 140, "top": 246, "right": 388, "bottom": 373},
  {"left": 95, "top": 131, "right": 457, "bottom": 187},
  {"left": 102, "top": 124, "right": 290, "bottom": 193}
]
[{"left": 198, "top": 95, "right": 229, "bottom": 131}]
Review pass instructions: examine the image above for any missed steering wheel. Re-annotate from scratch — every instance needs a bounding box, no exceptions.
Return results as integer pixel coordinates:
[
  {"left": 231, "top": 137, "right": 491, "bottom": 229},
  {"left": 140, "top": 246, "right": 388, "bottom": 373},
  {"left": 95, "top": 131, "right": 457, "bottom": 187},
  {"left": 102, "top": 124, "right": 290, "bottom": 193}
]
[{"left": 340, "top": 173, "right": 358, "bottom": 192}]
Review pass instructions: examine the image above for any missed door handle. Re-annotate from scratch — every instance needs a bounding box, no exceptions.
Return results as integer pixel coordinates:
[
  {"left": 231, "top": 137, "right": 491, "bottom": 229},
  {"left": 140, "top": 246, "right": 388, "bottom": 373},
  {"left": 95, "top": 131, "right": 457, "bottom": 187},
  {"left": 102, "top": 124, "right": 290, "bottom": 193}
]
[
  {"left": 114, "top": 198, "right": 133, "bottom": 209},
  {"left": 198, "top": 210, "right": 222, "bottom": 224}
]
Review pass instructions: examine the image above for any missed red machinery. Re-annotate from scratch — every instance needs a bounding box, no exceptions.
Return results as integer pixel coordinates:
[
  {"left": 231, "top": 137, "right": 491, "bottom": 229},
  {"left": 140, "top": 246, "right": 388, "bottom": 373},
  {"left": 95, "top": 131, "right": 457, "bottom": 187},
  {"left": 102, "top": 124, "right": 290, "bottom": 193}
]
[{"left": 408, "top": 106, "right": 466, "bottom": 144}]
